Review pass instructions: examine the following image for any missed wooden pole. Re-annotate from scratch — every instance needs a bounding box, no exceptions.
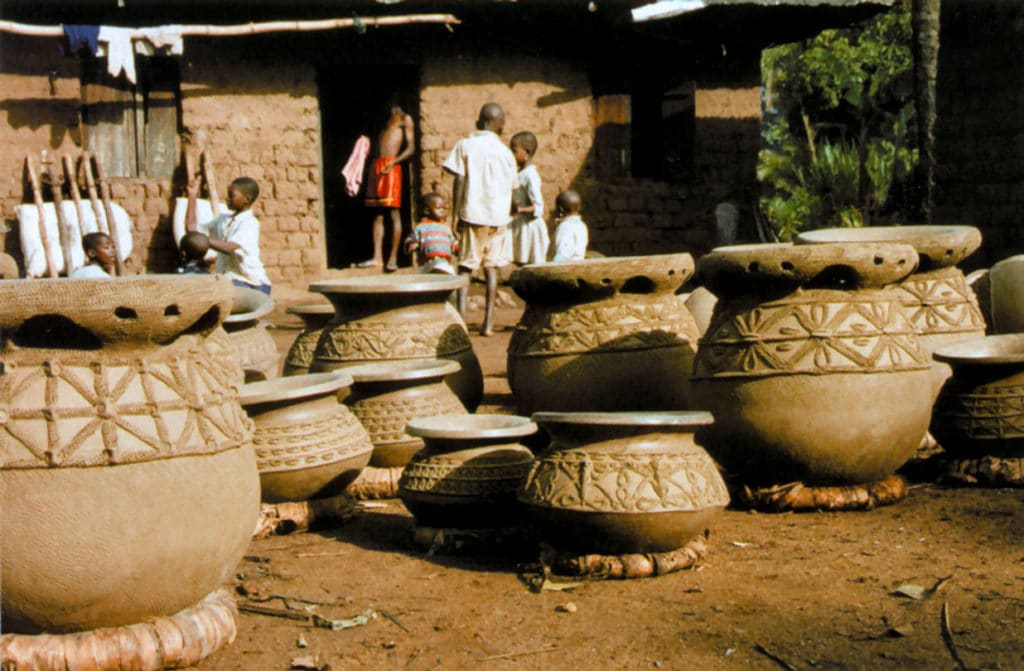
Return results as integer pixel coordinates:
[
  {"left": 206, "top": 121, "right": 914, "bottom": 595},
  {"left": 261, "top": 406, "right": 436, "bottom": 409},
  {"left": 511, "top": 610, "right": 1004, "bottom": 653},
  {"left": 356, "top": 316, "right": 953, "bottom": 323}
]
[
  {"left": 90, "top": 153, "right": 127, "bottom": 276},
  {"left": 201, "top": 150, "right": 221, "bottom": 214},
  {"left": 63, "top": 154, "right": 88, "bottom": 250},
  {"left": 81, "top": 152, "right": 108, "bottom": 235},
  {"left": 24, "top": 154, "right": 58, "bottom": 278},
  {"left": 43, "top": 155, "right": 76, "bottom": 275}
]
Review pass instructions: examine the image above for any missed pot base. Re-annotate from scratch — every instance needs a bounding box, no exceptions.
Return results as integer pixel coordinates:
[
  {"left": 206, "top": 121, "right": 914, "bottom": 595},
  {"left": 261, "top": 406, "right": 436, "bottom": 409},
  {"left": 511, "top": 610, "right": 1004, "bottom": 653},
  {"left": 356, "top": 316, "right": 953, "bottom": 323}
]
[
  {"left": 0, "top": 589, "right": 237, "bottom": 671},
  {"left": 734, "top": 474, "right": 907, "bottom": 512},
  {"left": 539, "top": 531, "right": 710, "bottom": 579}
]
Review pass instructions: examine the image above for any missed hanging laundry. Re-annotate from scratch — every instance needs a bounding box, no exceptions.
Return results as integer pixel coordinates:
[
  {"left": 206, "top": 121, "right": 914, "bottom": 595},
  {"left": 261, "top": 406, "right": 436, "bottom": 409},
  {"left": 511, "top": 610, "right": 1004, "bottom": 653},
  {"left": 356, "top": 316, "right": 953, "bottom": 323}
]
[
  {"left": 135, "top": 25, "right": 185, "bottom": 55},
  {"left": 61, "top": 24, "right": 100, "bottom": 57},
  {"left": 97, "top": 25, "right": 137, "bottom": 83},
  {"left": 342, "top": 135, "right": 371, "bottom": 197}
]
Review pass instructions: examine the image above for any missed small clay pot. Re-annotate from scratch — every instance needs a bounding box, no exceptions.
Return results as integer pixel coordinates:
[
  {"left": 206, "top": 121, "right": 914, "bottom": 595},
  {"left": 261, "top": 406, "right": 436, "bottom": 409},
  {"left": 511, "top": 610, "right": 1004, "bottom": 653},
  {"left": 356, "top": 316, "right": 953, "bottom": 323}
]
[
  {"left": 932, "top": 334, "right": 1024, "bottom": 458},
  {"left": 309, "top": 274, "right": 483, "bottom": 410},
  {"left": 239, "top": 371, "right": 373, "bottom": 502},
  {"left": 343, "top": 359, "right": 467, "bottom": 468},
  {"left": 223, "top": 285, "right": 279, "bottom": 382},
  {"left": 398, "top": 414, "right": 537, "bottom": 528},
  {"left": 518, "top": 411, "right": 729, "bottom": 554},
  {"left": 283, "top": 303, "right": 335, "bottom": 376}
]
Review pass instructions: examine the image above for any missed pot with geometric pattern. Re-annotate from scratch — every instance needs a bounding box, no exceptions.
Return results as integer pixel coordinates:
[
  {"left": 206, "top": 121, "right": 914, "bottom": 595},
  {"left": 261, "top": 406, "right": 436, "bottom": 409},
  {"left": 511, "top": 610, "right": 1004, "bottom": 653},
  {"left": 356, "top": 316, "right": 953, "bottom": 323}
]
[
  {"left": 223, "top": 284, "right": 279, "bottom": 382},
  {"left": 517, "top": 411, "right": 729, "bottom": 554},
  {"left": 283, "top": 303, "right": 334, "bottom": 376}
]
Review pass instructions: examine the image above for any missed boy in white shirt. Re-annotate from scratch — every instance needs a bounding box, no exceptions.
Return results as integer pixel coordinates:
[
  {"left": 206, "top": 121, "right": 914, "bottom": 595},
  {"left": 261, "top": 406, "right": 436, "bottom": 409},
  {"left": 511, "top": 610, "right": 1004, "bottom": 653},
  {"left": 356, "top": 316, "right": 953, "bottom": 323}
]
[{"left": 549, "top": 189, "right": 588, "bottom": 263}]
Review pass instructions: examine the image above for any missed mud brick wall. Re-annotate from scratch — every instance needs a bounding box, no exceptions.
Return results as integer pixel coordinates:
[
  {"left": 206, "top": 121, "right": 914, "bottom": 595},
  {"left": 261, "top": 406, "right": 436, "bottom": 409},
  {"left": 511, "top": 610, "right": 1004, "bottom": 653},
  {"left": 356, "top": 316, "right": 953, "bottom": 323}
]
[{"left": 934, "top": 0, "right": 1024, "bottom": 270}]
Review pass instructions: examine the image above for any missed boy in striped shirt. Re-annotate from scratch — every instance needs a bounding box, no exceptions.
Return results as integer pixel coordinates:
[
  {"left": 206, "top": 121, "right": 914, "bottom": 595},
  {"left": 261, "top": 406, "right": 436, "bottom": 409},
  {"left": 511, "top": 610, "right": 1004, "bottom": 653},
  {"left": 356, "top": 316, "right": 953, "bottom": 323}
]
[{"left": 406, "top": 192, "right": 458, "bottom": 274}]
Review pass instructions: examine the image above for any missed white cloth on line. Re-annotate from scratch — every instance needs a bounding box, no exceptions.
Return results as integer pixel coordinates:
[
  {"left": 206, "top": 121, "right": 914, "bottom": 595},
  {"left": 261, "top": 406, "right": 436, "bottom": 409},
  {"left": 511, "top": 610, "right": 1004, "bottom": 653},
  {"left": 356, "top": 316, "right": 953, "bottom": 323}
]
[
  {"left": 15, "top": 202, "right": 134, "bottom": 277},
  {"left": 97, "top": 26, "right": 137, "bottom": 83},
  {"left": 135, "top": 26, "right": 185, "bottom": 55}
]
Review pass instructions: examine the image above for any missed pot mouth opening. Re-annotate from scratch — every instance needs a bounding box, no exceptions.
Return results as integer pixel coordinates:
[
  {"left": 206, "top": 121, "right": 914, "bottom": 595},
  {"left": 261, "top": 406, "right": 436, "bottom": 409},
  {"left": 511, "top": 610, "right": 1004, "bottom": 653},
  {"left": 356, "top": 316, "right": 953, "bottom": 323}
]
[
  {"left": 406, "top": 413, "right": 536, "bottom": 439},
  {"left": 933, "top": 334, "right": 1024, "bottom": 365},
  {"left": 309, "top": 274, "right": 467, "bottom": 295},
  {"left": 346, "top": 358, "right": 461, "bottom": 382},
  {"left": 531, "top": 411, "right": 714, "bottom": 427},
  {"left": 286, "top": 303, "right": 334, "bottom": 316},
  {"left": 239, "top": 371, "right": 352, "bottom": 405}
]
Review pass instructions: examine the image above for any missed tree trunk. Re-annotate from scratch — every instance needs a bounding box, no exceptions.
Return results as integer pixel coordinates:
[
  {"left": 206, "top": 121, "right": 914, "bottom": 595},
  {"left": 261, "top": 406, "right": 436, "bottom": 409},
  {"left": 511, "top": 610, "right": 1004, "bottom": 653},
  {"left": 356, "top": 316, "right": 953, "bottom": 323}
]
[{"left": 912, "top": 0, "right": 941, "bottom": 223}]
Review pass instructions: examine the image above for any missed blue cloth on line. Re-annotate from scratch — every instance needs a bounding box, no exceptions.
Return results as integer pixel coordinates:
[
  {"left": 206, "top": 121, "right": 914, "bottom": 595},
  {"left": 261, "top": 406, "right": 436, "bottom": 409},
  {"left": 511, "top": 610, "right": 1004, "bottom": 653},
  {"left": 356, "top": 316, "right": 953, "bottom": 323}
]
[{"left": 62, "top": 25, "right": 100, "bottom": 56}]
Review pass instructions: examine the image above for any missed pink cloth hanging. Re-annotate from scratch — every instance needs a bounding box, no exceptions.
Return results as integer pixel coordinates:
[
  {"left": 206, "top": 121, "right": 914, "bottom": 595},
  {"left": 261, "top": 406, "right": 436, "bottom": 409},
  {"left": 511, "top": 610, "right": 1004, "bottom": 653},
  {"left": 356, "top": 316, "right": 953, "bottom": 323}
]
[{"left": 342, "top": 135, "right": 371, "bottom": 197}]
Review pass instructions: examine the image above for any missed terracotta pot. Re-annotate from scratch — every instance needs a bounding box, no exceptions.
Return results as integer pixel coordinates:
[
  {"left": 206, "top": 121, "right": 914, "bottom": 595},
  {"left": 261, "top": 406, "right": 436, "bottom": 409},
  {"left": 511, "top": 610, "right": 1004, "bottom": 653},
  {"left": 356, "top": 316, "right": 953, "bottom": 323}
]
[
  {"left": 931, "top": 334, "right": 1024, "bottom": 458},
  {"left": 0, "top": 275, "right": 259, "bottom": 634},
  {"left": 507, "top": 254, "right": 700, "bottom": 415},
  {"left": 309, "top": 275, "right": 482, "bottom": 411},
  {"left": 283, "top": 303, "right": 335, "bottom": 376},
  {"left": 987, "top": 254, "right": 1024, "bottom": 334},
  {"left": 223, "top": 285, "right": 279, "bottom": 382},
  {"left": 691, "top": 242, "right": 934, "bottom": 486},
  {"left": 398, "top": 414, "right": 537, "bottom": 528},
  {"left": 517, "top": 411, "right": 729, "bottom": 554},
  {"left": 239, "top": 371, "right": 373, "bottom": 503},
  {"left": 343, "top": 359, "right": 467, "bottom": 468},
  {"left": 796, "top": 225, "right": 985, "bottom": 393}
]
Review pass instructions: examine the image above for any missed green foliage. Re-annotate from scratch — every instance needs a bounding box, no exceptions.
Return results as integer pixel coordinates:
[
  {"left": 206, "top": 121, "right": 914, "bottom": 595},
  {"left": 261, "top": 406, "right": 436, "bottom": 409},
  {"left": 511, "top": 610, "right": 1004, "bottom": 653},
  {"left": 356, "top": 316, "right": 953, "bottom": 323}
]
[{"left": 758, "top": 0, "right": 919, "bottom": 239}]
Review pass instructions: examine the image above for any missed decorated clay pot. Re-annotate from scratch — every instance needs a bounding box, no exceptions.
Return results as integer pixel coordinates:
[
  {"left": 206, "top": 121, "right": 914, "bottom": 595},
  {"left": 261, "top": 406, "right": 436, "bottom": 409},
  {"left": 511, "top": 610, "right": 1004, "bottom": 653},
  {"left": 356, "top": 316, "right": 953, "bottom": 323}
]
[
  {"left": 987, "top": 254, "right": 1024, "bottom": 334},
  {"left": 398, "top": 414, "right": 537, "bottom": 528},
  {"left": 691, "top": 243, "right": 934, "bottom": 486},
  {"left": 796, "top": 225, "right": 986, "bottom": 393},
  {"left": 507, "top": 254, "right": 700, "bottom": 415},
  {"left": 343, "top": 359, "right": 467, "bottom": 468},
  {"left": 0, "top": 275, "right": 259, "bottom": 635},
  {"left": 309, "top": 275, "right": 482, "bottom": 411},
  {"left": 223, "top": 285, "right": 279, "bottom": 382},
  {"left": 517, "top": 411, "right": 729, "bottom": 554},
  {"left": 931, "top": 334, "right": 1024, "bottom": 458},
  {"left": 239, "top": 371, "right": 373, "bottom": 503},
  {"left": 283, "top": 303, "right": 335, "bottom": 376}
]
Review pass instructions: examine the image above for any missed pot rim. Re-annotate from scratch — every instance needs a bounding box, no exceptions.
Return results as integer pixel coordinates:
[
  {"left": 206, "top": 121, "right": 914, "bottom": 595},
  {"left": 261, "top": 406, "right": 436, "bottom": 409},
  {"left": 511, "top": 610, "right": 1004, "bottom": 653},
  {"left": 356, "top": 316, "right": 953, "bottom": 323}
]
[
  {"left": 285, "top": 303, "right": 334, "bottom": 316},
  {"left": 933, "top": 334, "right": 1024, "bottom": 365},
  {"left": 224, "top": 285, "right": 274, "bottom": 323},
  {"left": 406, "top": 413, "right": 537, "bottom": 439},
  {"left": 794, "top": 225, "right": 981, "bottom": 271},
  {"left": 346, "top": 358, "right": 461, "bottom": 383},
  {"left": 309, "top": 274, "right": 467, "bottom": 295},
  {"left": 239, "top": 371, "right": 353, "bottom": 405},
  {"left": 531, "top": 411, "right": 714, "bottom": 428}
]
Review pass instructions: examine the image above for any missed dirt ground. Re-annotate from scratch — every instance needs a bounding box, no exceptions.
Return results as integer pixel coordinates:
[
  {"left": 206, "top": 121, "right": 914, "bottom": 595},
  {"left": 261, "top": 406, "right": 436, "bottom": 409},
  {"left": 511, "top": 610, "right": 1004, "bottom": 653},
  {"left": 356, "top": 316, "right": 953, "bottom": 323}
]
[{"left": 199, "top": 281, "right": 1024, "bottom": 671}]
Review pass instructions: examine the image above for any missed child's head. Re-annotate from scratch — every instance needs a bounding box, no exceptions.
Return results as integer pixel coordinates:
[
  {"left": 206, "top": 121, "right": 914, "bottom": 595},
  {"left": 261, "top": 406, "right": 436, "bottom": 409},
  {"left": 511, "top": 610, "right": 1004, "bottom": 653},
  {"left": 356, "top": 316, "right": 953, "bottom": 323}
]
[
  {"left": 82, "top": 232, "right": 116, "bottom": 270},
  {"left": 227, "top": 177, "right": 259, "bottom": 212},
  {"left": 476, "top": 102, "right": 506, "bottom": 135},
  {"left": 510, "top": 131, "right": 538, "bottom": 167},
  {"left": 555, "top": 189, "right": 582, "bottom": 218},
  {"left": 419, "top": 192, "right": 447, "bottom": 221},
  {"left": 180, "top": 231, "right": 210, "bottom": 263}
]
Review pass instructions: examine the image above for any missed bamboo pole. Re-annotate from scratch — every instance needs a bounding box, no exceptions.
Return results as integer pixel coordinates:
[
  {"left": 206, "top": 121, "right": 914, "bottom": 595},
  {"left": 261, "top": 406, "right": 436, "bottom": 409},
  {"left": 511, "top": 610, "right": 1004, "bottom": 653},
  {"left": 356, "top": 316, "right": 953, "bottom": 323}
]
[
  {"left": 62, "top": 154, "right": 88, "bottom": 247},
  {"left": 24, "top": 154, "right": 58, "bottom": 278},
  {"left": 42, "top": 155, "right": 76, "bottom": 275},
  {"left": 90, "top": 153, "right": 126, "bottom": 276},
  {"left": 80, "top": 152, "right": 108, "bottom": 235}
]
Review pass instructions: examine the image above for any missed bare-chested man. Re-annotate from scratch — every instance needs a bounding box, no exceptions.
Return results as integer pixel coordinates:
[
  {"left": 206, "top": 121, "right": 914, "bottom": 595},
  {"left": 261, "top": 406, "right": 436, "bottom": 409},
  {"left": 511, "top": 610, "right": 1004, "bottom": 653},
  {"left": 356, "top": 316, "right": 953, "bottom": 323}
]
[{"left": 356, "top": 105, "right": 415, "bottom": 272}]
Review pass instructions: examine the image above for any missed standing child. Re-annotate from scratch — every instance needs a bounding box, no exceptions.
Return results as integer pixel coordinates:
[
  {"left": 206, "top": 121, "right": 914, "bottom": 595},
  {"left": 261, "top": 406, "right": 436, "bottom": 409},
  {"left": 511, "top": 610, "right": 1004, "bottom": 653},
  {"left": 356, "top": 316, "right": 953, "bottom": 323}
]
[
  {"left": 70, "top": 232, "right": 115, "bottom": 278},
  {"left": 406, "top": 192, "right": 458, "bottom": 274},
  {"left": 549, "top": 189, "right": 589, "bottom": 262},
  {"left": 508, "top": 131, "right": 549, "bottom": 266}
]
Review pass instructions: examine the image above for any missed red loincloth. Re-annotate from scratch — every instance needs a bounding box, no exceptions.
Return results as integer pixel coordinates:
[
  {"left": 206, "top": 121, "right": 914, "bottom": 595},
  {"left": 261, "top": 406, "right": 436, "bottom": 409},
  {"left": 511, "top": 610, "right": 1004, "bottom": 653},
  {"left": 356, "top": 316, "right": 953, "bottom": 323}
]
[{"left": 364, "top": 157, "right": 402, "bottom": 208}]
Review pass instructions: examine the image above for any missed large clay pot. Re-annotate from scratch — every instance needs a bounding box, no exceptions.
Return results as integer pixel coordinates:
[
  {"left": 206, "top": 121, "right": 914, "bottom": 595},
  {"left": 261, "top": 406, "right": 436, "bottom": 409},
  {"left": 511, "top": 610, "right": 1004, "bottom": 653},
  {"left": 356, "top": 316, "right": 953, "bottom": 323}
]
[
  {"left": 283, "top": 303, "right": 334, "bottom": 376},
  {"left": 507, "top": 254, "right": 700, "bottom": 415},
  {"left": 343, "top": 359, "right": 467, "bottom": 468},
  {"left": 223, "top": 284, "right": 279, "bottom": 382},
  {"left": 309, "top": 275, "right": 482, "bottom": 411},
  {"left": 691, "top": 242, "right": 934, "bottom": 486},
  {"left": 517, "top": 411, "right": 729, "bottom": 554},
  {"left": 239, "top": 371, "right": 373, "bottom": 503},
  {"left": 931, "top": 334, "right": 1024, "bottom": 458},
  {"left": 796, "top": 225, "right": 985, "bottom": 393},
  {"left": 0, "top": 275, "right": 259, "bottom": 634},
  {"left": 398, "top": 414, "right": 537, "bottom": 528},
  {"left": 987, "top": 254, "right": 1024, "bottom": 334}
]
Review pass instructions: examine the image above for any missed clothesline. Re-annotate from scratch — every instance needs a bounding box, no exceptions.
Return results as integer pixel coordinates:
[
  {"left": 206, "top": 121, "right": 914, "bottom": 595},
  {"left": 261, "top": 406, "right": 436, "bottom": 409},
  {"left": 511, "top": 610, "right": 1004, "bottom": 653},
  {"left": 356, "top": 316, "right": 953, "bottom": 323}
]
[{"left": 0, "top": 14, "right": 461, "bottom": 38}]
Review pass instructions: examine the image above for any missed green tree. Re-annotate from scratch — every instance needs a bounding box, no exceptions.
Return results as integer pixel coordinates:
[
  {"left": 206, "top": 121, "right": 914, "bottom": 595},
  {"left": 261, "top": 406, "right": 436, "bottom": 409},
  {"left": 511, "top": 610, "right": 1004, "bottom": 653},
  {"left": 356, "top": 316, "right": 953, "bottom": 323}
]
[{"left": 758, "top": 0, "right": 919, "bottom": 240}]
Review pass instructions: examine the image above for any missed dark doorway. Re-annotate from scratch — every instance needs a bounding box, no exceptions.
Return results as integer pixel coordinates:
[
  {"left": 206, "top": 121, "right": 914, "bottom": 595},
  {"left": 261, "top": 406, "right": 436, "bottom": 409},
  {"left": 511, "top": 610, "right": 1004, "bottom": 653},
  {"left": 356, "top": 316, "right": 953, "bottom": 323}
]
[{"left": 317, "top": 65, "right": 420, "bottom": 269}]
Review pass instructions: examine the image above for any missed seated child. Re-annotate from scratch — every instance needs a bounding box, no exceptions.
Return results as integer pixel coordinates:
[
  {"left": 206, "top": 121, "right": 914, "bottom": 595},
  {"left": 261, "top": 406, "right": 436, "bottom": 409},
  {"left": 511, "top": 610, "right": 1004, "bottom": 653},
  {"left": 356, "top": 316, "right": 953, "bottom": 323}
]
[
  {"left": 548, "top": 189, "right": 588, "bottom": 263},
  {"left": 70, "top": 232, "right": 115, "bottom": 278},
  {"left": 178, "top": 231, "right": 211, "bottom": 275},
  {"left": 406, "top": 192, "right": 458, "bottom": 274},
  {"left": 185, "top": 175, "right": 272, "bottom": 294}
]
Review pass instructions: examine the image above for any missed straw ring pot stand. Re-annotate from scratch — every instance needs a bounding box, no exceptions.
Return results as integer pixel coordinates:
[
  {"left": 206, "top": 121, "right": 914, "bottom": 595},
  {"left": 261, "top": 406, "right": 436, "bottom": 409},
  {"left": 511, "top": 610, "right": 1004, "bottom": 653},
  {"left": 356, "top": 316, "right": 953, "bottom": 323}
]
[
  {"left": 0, "top": 275, "right": 258, "bottom": 669},
  {"left": 517, "top": 411, "right": 729, "bottom": 555},
  {"left": 309, "top": 274, "right": 483, "bottom": 411},
  {"left": 398, "top": 414, "right": 537, "bottom": 529},
  {"left": 283, "top": 303, "right": 335, "bottom": 376},
  {"left": 507, "top": 253, "right": 701, "bottom": 415},
  {"left": 239, "top": 371, "right": 373, "bottom": 503},
  {"left": 223, "top": 284, "right": 280, "bottom": 382},
  {"left": 691, "top": 242, "right": 933, "bottom": 495}
]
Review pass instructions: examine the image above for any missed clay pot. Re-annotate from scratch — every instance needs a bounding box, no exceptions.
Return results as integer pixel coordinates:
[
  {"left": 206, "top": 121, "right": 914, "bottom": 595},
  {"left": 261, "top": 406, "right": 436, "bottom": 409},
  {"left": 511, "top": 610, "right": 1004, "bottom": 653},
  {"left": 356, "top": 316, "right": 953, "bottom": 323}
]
[
  {"left": 517, "top": 411, "right": 729, "bottom": 554},
  {"left": 796, "top": 225, "right": 986, "bottom": 393},
  {"left": 223, "top": 284, "right": 279, "bottom": 382},
  {"left": 283, "top": 303, "right": 335, "bottom": 376},
  {"left": 691, "top": 242, "right": 934, "bottom": 486},
  {"left": 987, "top": 254, "right": 1024, "bottom": 334},
  {"left": 239, "top": 371, "right": 373, "bottom": 503},
  {"left": 343, "top": 359, "right": 467, "bottom": 468},
  {"left": 507, "top": 254, "right": 700, "bottom": 415},
  {"left": 0, "top": 275, "right": 259, "bottom": 634},
  {"left": 398, "top": 414, "right": 537, "bottom": 528},
  {"left": 931, "top": 334, "right": 1024, "bottom": 458},
  {"left": 309, "top": 275, "right": 482, "bottom": 411}
]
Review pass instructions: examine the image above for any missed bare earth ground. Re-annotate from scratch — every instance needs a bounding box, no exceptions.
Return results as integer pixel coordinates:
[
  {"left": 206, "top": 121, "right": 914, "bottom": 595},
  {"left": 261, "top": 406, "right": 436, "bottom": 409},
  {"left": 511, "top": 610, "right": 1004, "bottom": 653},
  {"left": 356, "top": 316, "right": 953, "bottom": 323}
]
[{"left": 198, "top": 281, "right": 1024, "bottom": 671}]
